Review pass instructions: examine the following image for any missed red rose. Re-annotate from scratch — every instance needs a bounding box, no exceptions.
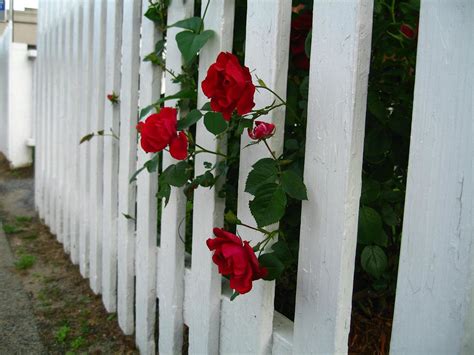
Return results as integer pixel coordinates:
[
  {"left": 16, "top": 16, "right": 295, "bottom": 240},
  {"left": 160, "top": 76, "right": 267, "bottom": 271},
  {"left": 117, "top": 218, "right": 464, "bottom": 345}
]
[
  {"left": 400, "top": 23, "right": 416, "bottom": 40},
  {"left": 136, "top": 107, "right": 188, "bottom": 160},
  {"left": 248, "top": 121, "right": 275, "bottom": 140},
  {"left": 206, "top": 228, "right": 267, "bottom": 294},
  {"left": 290, "top": 11, "right": 312, "bottom": 70},
  {"left": 201, "top": 52, "right": 255, "bottom": 121}
]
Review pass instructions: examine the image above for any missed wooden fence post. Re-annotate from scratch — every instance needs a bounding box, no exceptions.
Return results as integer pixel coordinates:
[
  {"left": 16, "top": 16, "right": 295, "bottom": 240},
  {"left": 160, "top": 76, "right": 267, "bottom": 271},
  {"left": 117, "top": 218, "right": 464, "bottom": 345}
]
[
  {"left": 292, "top": 1, "right": 373, "bottom": 353},
  {"left": 117, "top": 0, "right": 142, "bottom": 335},
  {"left": 188, "top": 1, "right": 235, "bottom": 354},
  {"left": 102, "top": 0, "right": 123, "bottom": 314},
  {"left": 135, "top": 0, "right": 162, "bottom": 352},
  {"left": 390, "top": 1, "right": 474, "bottom": 353}
]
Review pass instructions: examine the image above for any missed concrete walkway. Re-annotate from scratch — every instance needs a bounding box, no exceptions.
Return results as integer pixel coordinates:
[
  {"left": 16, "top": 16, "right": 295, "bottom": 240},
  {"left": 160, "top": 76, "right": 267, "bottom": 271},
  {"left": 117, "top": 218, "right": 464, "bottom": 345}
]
[{"left": 0, "top": 224, "right": 45, "bottom": 354}]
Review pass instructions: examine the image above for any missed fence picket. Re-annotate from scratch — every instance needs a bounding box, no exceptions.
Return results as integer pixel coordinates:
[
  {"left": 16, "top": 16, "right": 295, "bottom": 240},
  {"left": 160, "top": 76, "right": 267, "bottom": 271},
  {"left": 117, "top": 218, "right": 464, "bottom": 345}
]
[
  {"left": 117, "top": 0, "right": 142, "bottom": 335},
  {"left": 390, "top": 2, "right": 473, "bottom": 352},
  {"left": 188, "top": 1, "right": 235, "bottom": 354},
  {"left": 157, "top": 1, "right": 194, "bottom": 353},
  {"left": 135, "top": 1, "right": 162, "bottom": 352},
  {"left": 78, "top": 0, "right": 94, "bottom": 278},
  {"left": 220, "top": 1, "right": 292, "bottom": 353},
  {"left": 35, "top": 0, "right": 45, "bottom": 218},
  {"left": 69, "top": 0, "right": 83, "bottom": 265},
  {"left": 88, "top": 0, "right": 107, "bottom": 294},
  {"left": 62, "top": 5, "right": 74, "bottom": 254},
  {"left": 102, "top": 0, "right": 123, "bottom": 313},
  {"left": 54, "top": 12, "right": 65, "bottom": 243},
  {"left": 292, "top": 1, "right": 374, "bottom": 353}
]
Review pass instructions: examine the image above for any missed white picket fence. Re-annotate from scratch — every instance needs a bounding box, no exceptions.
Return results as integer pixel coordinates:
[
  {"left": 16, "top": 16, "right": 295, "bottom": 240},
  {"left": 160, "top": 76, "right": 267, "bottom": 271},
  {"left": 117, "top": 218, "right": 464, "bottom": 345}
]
[{"left": 33, "top": 0, "right": 473, "bottom": 354}]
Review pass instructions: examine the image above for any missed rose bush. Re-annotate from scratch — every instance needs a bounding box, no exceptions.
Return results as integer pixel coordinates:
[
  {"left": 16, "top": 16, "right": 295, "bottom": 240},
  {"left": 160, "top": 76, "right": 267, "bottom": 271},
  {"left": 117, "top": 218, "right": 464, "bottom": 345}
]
[
  {"left": 201, "top": 52, "right": 255, "bottom": 120},
  {"left": 137, "top": 107, "right": 188, "bottom": 160},
  {"left": 207, "top": 228, "right": 267, "bottom": 294}
]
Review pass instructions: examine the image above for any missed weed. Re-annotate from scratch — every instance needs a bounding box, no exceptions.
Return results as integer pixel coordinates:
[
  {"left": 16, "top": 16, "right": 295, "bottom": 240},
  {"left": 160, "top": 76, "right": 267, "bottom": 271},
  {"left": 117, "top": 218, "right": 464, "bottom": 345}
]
[
  {"left": 107, "top": 313, "right": 117, "bottom": 321},
  {"left": 2, "top": 223, "right": 21, "bottom": 234},
  {"left": 55, "top": 325, "right": 70, "bottom": 343},
  {"left": 22, "top": 234, "right": 38, "bottom": 240},
  {"left": 15, "top": 216, "right": 33, "bottom": 224},
  {"left": 14, "top": 254, "right": 36, "bottom": 270},
  {"left": 70, "top": 336, "right": 86, "bottom": 350}
]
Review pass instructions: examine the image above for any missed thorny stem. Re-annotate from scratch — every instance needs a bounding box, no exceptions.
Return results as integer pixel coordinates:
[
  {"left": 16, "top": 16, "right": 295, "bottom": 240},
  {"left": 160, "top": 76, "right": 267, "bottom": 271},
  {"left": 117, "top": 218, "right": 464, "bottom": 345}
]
[
  {"left": 255, "top": 85, "right": 298, "bottom": 118},
  {"left": 263, "top": 139, "right": 277, "bottom": 161},
  {"left": 200, "top": 0, "right": 212, "bottom": 32},
  {"left": 193, "top": 142, "right": 228, "bottom": 158},
  {"left": 238, "top": 221, "right": 271, "bottom": 235}
]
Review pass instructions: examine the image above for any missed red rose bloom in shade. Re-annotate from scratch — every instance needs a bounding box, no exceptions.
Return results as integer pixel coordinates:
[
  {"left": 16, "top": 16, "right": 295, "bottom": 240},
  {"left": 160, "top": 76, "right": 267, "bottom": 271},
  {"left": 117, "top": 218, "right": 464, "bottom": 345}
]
[
  {"left": 290, "top": 11, "right": 313, "bottom": 70},
  {"left": 400, "top": 23, "right": 416, "bottom": 40},
  {"left": 201, "top": 52, "right": 255, "bottom": 121},
  {"left": 206, "top": 228, "right": 267, "bottom": 294},
  {"left": 248, "top": 121, "right": 276, "bottom": 140},
  {"left": 136, "top": 107, "right": 188, "bottom": 160}
]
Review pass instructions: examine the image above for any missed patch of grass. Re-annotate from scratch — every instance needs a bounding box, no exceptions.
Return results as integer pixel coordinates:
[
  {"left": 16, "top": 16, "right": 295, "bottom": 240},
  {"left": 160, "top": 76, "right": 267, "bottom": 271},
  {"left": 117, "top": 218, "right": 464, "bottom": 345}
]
[
  {"left": 15, "top": 216, "right": 33, "bottom": 224},
  {"left": 70, "top": 336, "right": 86, "bottom": 350},
  {"left": 14, "top": 254, "right": 36, "bottom": 270},
  {"left": 107, "top": 313, "right": 117, "bottom": 321},
  {"left": 2, "top": 223, "right": 22, "bottom": 234},
  {"left": 55, "top": 325, "right": 70, "bottom": 343},
  {"left": 22, "top": 233, "right": 38, "bottom": 240}
]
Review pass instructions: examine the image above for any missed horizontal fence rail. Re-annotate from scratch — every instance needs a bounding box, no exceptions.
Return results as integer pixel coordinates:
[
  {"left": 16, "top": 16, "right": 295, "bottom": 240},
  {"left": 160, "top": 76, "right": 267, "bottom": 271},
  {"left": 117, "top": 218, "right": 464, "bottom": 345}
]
[{"left": 33, "top": 0, "right": 473, "bottom": 354}]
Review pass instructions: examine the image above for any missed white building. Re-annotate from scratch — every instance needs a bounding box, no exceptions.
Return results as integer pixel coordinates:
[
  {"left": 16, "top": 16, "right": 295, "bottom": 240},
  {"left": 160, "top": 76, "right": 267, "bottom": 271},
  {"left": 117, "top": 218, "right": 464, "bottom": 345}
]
[{"left": 0, "top": 5, "right": 37, "bottom": 168}]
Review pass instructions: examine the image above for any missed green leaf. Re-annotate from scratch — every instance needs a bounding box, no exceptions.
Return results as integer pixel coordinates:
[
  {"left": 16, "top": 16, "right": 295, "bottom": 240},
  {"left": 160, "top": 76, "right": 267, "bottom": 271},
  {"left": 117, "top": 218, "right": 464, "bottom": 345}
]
[
  {"left": 194, "top": 171, "right": 215, "bottom": 187},
  {"left": 358, "top": 207, "right": 384, "bottom": 245},
  {"left": 201, "top": 102, "right": 211, "bottom": 111},
  {"left": 139, "top": 104, "right": 155, "bottom": 121},
  {"left": 177, "top": 109, "right": 202, "bottom": 130},
  {"left": 280, "top": 170, "right": 308, "bottom": 200},
  {"left": 230, "top": 291, "right": 240, "bottom": 301},
  {"left": 361, "top": 245, "right": 388, "bottom": 278},
  {"left": 249, "top": 183, "right": 287, "bottom": 227},
  {"left": 155, "top": 39, "right": 165, "bottom": 53},
  {"left": 175, "top": 30, "right": 214, "bottom": 63},
  {"left": 122, "top": 213, "right": 136, "bottom": 221},
  {"left": 129, "top": 166, "right": 145, "bottom": 183},
  {"left": 224, "top": 210, "right": 241, "bottom": 225},
  {"left": 367, "top": 91, "right": 387, "bottom": 123},
  {"left": 144, "top": 154, "right": 160, "bottom": 173},
  {"left": 381, "top": 204, "right": 398, "bottom": 226},
  {"left": 245, "top": 158, "right": 278, "bottom": 195},
  {"left": 304, "top": 30, "right": 312, "bottom": 58},
  {"left": 204, "top": 111, "right": 228, "bottom": 135},
  {"left": 144, "top": 7, "right": 161, "bottom": 23},
  {"left": 161, "top": 161, "right": 190, "bottom": 187},
  {"left": 270, "top": 240, "right": 293, "bottom": 265},
  {"left": 168, "top": 17, "right": 202, "bottom": 33},
  {"left": 79, "top": 133, "right": 94, "bottom": 144},
  {"left": 155, "top": 89, "right": 197, "bottom": 106},
  {"left": 157, "top": 182, "right": 171, "bottom": 206},
  {"left": 361, "top": 178, "right": 381, "bottom": 204},
  {"left": 236, "top": 118, "right": 254, "bottom": 135},
  {"left": 258, "top": 252, "right": 285, "bottom": 280}
]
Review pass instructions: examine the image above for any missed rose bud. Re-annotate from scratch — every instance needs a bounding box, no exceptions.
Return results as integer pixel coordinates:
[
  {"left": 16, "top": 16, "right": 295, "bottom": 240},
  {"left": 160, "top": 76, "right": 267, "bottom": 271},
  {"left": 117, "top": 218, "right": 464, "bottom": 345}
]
[
  {"left": 248, "top": 121, "right": 276, "bottom": 141},
  {"left": 206, "top": 228, "right": 267, "bottom": 294},
  {"left": 136, "top": 107, "right": 188, "bottom": 160},
  {"left": 107, "top": 92, "right": 119, "bottom": 103},
  {"left": 400, "top": 23, "right": 416, "bottom": 40},
  {"left": 201, "top": 52, "right": 255, "bottom": 121}
]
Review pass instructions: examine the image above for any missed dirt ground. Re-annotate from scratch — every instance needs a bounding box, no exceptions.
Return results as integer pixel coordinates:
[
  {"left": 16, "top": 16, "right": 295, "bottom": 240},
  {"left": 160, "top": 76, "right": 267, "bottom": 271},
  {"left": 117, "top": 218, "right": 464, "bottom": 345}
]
[{"left": 0, "top": 155, "right": 137, "bottom": 354}]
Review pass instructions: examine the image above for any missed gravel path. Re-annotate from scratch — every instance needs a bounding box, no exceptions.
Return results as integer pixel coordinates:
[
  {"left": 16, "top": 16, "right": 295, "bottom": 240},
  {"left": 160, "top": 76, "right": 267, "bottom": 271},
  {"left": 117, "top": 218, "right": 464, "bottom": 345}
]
[{"left": 0, "top": 223, "right": 45, "bottom": 354}]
